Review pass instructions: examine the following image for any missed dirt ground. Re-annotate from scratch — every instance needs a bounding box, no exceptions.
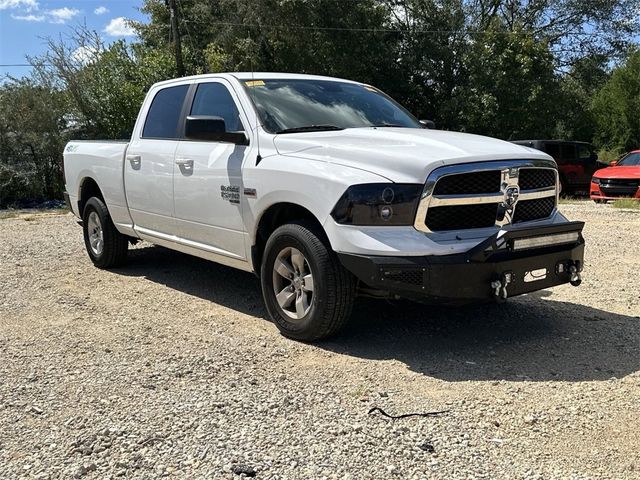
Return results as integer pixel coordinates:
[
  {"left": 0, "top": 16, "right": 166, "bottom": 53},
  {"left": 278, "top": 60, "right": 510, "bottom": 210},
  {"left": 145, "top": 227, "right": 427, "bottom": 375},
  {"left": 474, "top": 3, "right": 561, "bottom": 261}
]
[{"left": 0, "top": 201, "right": 638, "bottom": 479}]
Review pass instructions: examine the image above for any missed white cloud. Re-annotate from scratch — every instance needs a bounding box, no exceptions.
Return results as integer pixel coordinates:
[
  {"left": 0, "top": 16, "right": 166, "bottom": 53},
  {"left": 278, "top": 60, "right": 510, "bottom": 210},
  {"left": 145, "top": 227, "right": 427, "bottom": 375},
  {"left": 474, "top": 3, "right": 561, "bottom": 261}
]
[
  {"left": 94, "top": 6, "right": 108, "bottom": 15},
  {"left": 0, "top": 0, "right": 38, "bottom": 10},
  {"left": 11, "top": 12, "right": 43, "bottom": 21},
  {"left": 104, "top": 17, "right": 135, "bottom": 37},
  {"left": 47, "top": 7, "right": 79, "bottom": 24},
  {"left": 71, "top": 46, "right": 100, "bottom": 65}
]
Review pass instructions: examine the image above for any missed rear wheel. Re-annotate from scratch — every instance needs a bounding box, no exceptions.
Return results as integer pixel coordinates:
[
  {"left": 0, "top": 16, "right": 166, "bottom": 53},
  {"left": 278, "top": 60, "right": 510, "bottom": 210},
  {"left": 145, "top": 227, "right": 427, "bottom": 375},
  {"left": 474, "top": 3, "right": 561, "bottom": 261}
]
[
  {"left": 261, "top": 222, "right": 355, "bottom": 341},
  {"left": 82, "top": 197, "right": 128, "bottom": 268}
]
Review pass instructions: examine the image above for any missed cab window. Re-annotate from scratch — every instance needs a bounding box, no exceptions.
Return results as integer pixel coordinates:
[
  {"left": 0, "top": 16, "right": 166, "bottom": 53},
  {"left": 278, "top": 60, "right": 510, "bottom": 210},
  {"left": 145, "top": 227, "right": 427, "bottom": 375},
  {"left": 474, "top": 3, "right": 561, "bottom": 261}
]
[
  {"left": 561, "top": 144, "right": 577, "bottom": 162},
  {"left": 577, "top": 145, "right": 593, "bottom": 160},
  {"left": 544, "top": 142, "right": 561, "bottom": 162},
  {"left": 190, "top": 82, "right": 245, "bottom": 132},
  {"left": 142, "top": 84, "right": 189, "bottom": 139}
]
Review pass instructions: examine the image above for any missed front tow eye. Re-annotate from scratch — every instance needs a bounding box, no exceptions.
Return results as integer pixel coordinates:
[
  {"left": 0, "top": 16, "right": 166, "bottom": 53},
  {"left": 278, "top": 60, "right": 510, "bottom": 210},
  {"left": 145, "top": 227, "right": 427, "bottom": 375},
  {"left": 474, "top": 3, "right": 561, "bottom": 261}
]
[
  {"left": 491, "top": 271, "right": 513, "bottom": 303},
  {"left": 569, "top": 264, "right": 582, "bottom": 287}
]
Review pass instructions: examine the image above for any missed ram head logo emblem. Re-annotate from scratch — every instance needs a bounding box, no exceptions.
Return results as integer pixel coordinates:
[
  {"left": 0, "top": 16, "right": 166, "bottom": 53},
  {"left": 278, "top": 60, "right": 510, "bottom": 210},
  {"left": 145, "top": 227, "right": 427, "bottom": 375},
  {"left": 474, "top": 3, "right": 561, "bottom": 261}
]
[{"left": 503, "top": 185, "right": 520, "bottom": 208}]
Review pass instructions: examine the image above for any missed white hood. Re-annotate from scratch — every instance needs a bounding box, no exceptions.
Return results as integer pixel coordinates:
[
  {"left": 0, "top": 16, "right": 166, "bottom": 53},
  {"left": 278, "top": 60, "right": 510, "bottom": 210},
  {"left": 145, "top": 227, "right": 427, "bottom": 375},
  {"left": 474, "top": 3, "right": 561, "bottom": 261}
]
[{"left": 273, "top": 127, "right": 552, "bottom": 183}]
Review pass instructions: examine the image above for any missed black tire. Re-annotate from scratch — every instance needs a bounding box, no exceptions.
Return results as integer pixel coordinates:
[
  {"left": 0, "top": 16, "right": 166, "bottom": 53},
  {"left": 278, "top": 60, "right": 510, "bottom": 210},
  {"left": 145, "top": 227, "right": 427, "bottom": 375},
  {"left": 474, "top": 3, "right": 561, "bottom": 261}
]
[
  {"left": 260, "top": 222, "right": 356, "bottom": 341},
  {"left": 82, "top": 197, "right": 128, "bottom": 268}
]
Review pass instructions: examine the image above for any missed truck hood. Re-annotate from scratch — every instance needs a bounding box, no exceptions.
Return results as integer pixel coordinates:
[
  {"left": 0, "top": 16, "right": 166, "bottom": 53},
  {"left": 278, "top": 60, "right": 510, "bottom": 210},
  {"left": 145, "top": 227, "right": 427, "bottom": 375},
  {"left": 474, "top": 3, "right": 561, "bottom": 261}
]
[{"left": 273, "top": 127, "right": 551, "bottom": 183}]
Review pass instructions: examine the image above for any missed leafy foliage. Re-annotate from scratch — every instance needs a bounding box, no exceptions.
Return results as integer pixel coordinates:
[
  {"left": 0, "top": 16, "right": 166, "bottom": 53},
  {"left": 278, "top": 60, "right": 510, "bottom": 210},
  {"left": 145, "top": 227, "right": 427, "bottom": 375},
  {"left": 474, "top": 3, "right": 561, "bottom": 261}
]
[{"left": 591, "top": 49, "right": 640, "bottom": 152}]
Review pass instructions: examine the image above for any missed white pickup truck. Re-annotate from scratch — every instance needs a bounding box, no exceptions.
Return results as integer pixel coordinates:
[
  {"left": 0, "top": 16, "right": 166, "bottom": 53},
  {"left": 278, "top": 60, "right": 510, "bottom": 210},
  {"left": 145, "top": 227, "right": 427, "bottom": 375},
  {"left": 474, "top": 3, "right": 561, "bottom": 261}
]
[{"left": 64, "top": 73, "right": 585, "bottom": 340}]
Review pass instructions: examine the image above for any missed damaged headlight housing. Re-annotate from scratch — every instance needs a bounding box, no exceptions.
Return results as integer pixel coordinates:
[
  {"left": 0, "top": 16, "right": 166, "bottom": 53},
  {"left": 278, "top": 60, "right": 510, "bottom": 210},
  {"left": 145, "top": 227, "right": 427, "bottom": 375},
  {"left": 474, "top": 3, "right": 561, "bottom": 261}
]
[{"left": 331, "top": 183, "right": 422, "bottom": 226}]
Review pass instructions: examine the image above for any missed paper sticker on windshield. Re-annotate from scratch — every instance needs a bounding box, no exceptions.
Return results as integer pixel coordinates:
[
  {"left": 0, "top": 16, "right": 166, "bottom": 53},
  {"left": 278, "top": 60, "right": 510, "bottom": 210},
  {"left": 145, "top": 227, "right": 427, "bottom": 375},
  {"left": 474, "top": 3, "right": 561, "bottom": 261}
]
[
  {"left": 245, "top": 80, "right": 265, "bottom": 87},
  {"left": 363, "top": 85, "right": 378, "bottom": 92}
]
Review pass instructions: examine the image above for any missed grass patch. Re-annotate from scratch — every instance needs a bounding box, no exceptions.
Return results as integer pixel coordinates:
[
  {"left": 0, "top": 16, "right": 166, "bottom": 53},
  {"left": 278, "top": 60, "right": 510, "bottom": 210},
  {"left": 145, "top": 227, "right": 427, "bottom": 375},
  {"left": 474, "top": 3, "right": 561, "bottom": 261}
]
[
  {"left": 612, "top": 198, "right": 640, "bottom": 209},
  {"left": 0, "top": 210, "right": 20, "bottom": 220},
  {"left": 0, "top": 207, "right": 69, "bottom": 220}
]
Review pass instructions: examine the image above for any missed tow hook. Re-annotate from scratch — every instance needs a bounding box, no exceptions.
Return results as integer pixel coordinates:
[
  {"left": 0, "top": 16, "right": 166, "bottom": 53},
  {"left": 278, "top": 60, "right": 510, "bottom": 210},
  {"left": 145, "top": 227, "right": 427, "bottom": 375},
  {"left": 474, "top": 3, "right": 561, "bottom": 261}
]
[
  {"left": 491, "top": 271, "right": 513, "bottom": 303},
  {"left": 558, "top": 260, "right": 583, "bottom": 287},
  {"left": 569, "top": 261, "right": 583, "bottom": 287}
]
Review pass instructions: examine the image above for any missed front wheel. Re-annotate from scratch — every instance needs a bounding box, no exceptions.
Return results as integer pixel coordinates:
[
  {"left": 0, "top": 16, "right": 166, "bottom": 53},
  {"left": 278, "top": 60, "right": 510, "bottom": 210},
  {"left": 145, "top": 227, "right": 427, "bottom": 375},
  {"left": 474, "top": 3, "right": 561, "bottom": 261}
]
[
  {"left": 82, "top": 197, "right": 128, "bottom": 268},
  {"left": 261, "top": 222, "right": 355, "bottom": 341}
]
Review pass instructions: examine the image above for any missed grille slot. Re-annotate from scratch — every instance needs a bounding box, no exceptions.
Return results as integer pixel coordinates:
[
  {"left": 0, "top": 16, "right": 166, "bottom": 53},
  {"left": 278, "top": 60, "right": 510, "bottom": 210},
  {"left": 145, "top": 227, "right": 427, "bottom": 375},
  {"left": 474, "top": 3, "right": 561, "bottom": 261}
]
[
  {"left": 433, "top": 170, "right": 501, "bottom": 195},
  {"left": 513, "top": 197, "right": 555, "bottom": 223},
  {"left": 381, "top": 269, "right": 424, "bottom": 286},
  {"left": 519, "top": 168, "right": 555, "bottom": 190},
  {"left": 426, "top": 203, "right": 499, "bottom": 231},
  {"left": 601, "top": 179, "right": 639, "bottom": 187}
]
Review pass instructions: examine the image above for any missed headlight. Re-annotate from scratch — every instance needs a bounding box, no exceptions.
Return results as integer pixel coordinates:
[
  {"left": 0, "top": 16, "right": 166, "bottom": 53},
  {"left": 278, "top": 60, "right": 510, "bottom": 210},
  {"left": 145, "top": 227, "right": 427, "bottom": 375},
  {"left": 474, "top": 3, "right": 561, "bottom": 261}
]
[
  {"left": 331, "top": 184, "right": 422, "bottom": 226},
  {"left": 591, "top": 177, "right": 601, "bottom": 185}
]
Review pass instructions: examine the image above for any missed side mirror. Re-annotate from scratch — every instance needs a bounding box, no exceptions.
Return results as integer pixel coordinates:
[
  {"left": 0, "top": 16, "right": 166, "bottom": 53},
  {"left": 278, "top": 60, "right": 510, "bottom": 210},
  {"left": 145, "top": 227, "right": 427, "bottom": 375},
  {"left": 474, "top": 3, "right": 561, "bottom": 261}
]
[
  {"left": 185, "top": 115, "right": 248, "bottom": 145},
  {"left": 419, "top": 119, "right": 436, "bottom": 129},
  {"left": 609, "top": 160, "right": 618, "bottom": 167}
]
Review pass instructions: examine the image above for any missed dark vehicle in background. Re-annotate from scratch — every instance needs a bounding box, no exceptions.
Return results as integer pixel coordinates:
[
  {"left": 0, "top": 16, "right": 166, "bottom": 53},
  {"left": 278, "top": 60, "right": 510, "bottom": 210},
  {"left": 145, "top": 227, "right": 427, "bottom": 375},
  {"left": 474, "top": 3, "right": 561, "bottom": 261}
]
[
  {"left": 512, "top": 140, "right": 604, "bottom": 194},
  {"left": 590, "top": 150, "right": 640, "bottom": 203}
]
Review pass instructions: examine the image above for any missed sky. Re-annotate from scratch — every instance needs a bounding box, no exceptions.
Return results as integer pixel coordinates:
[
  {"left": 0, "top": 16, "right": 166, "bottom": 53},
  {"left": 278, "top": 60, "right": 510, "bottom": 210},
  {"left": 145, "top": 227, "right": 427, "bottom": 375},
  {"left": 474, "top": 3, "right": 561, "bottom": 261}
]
[{"left": 0, "top": 0, "right": 147, "bottom": 78}]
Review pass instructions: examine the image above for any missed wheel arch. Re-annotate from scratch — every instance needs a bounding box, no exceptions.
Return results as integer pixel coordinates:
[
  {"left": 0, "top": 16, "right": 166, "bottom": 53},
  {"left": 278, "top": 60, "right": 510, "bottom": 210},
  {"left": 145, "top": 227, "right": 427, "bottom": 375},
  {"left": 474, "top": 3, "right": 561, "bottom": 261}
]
[
  {"left": 252, "top": 202, "right": 330, "bottom": 276},
  {"left": 78, "top": 176, "right": 105, "bottom": 216}
]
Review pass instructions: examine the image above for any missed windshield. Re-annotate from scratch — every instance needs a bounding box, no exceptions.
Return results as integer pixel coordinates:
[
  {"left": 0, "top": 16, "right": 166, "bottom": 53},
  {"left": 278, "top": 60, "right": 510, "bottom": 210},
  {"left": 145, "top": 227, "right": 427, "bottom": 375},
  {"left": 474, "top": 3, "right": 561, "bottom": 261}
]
[
  {"left": 618, "top": 152, "right": 640, "bottom": 166},
  {"left": 243, "top": 79, "right": 423, "bottom": 133}
]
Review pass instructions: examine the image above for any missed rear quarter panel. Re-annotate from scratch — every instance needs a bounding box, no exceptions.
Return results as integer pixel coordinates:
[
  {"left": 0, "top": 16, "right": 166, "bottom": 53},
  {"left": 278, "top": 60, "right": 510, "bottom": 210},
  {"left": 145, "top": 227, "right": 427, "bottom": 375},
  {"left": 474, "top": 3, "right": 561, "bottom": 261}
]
[{"left": 63, "top": 141, "right": 134, "bottom": 234}]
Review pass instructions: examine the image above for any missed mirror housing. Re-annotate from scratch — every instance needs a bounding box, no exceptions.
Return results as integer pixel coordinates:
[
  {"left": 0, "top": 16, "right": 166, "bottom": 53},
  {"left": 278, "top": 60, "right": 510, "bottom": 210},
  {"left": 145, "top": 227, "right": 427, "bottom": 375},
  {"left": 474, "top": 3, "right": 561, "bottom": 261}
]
[
  {"left": 185, "top": 115, "right": 248, "bottom": 145},
  {"left": 609, "top": 160, "right": 618, "bottom": 167},
  {"left": 419, "top": 119, "right": 436, "bottom": 129}
]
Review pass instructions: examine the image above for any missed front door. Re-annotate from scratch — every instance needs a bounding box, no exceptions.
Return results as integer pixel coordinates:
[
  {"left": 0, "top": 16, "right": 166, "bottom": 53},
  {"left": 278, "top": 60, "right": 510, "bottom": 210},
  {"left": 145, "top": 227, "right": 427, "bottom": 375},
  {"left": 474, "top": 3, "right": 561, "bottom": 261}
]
[
  {"left": 173, "top": 79, "right": 251, "bottom": 260},
  {"left": 125, "top": 84, "right": 189, "bottom": 235}
]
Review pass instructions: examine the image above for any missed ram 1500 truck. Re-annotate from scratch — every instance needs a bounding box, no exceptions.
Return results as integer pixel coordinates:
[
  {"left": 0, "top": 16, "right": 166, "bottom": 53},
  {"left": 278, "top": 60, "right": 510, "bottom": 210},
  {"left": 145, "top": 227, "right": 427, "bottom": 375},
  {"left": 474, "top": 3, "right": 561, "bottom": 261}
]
[{"left": 63, "top": 73, "right": 585, "bottom": 341}]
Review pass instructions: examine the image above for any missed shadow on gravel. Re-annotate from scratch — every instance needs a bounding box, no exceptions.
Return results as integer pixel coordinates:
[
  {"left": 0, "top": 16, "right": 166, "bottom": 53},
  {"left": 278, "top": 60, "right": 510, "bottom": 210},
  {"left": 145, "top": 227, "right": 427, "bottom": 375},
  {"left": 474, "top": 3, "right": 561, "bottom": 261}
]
[
  {"left": 113, "top": 245, "right": 265, "bottom": 318},
  {"left": 115, "top": 245, "right": 639, "bottom": 383},
  {"left": 325, "top": 296, "right": 640, "bottom": 383}
]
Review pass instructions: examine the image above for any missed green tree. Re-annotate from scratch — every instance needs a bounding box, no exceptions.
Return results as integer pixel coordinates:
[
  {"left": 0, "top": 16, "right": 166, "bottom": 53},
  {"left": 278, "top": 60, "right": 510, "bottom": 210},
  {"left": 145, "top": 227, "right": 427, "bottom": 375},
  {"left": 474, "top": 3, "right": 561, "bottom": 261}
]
[
  {"left": 592, "top": 49, "right": 640, "bottom": 152},
  {"left": 458, "top": 26, "right": 561, "bottom": 139},
  {"left": 0, "top": 80, "right": 68, "bottom": 206}
]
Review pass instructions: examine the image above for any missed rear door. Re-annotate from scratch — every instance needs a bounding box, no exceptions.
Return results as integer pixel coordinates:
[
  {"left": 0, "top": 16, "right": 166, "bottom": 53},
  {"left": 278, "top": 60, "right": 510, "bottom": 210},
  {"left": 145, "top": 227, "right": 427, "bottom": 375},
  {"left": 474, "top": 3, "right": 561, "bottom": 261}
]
[
  {"left": 173, "top": 79, "right": 252, "bottom": 260},
  {"left": 125, "top": 84, "right": 189, "bottom": 235}
]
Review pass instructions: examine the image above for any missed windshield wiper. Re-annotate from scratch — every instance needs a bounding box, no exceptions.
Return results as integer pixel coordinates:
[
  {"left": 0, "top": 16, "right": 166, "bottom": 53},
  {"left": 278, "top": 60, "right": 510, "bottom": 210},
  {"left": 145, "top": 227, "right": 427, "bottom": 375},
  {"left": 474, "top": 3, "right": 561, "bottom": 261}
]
[
  {"left": 369, "top": 123, "right": 407, "bottom": 128},
  {"left": 276, "top": 125, "right": 344, "bottom": 134}
]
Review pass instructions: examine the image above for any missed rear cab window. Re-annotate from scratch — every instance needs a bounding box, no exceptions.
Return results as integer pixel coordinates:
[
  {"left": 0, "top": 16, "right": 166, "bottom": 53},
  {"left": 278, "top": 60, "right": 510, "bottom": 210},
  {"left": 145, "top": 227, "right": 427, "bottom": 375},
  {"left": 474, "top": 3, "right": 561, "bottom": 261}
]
[
  {"left": 544, "top": 142, "right": 561, "bottom": 163},
  {"left": 142, "top": 84, "right": 190, "bottom": 139}
]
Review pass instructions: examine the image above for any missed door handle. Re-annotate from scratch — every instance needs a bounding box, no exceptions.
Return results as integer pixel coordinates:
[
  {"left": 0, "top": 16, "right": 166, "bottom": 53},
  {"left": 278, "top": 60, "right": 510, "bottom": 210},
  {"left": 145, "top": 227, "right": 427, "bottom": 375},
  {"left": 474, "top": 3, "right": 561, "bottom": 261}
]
[
  {"left": 175, "top": 158, "right": 194, "bottom": 170},
  {"left": 127, "top": 155, "right": 141, "bottom": 168}
]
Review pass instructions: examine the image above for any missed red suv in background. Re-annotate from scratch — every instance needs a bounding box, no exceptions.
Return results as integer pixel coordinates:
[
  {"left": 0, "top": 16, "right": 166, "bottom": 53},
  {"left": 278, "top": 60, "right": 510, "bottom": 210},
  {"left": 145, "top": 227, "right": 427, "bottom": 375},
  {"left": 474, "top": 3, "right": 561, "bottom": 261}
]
[
  {"left": 590, "top": 150, "right": 640, "bottom": 202},
  {"left": 512, "top": 140, "right": 604, "bottom": 194}
]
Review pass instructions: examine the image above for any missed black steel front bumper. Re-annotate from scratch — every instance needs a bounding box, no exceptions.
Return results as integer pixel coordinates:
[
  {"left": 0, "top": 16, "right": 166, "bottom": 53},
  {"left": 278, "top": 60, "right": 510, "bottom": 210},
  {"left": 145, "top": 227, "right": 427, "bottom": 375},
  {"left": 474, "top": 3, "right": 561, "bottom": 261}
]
[{"left": 338, "top": 221, "right": 585, "bottom": 304}]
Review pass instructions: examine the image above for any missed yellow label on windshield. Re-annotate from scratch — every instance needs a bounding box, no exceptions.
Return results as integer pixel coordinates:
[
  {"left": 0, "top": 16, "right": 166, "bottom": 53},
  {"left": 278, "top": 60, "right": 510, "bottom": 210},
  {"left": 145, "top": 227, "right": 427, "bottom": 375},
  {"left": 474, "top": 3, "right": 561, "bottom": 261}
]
[{"left": 245, "top": 80, "right": 265, "bottom": 87}]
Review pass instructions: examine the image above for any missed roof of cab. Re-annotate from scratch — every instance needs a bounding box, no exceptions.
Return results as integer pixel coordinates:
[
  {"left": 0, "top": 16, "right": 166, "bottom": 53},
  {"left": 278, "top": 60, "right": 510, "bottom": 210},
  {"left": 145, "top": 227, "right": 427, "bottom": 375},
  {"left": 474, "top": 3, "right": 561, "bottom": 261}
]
[{"left": 150, "top": 72, "right": 363, "bottom": 89}]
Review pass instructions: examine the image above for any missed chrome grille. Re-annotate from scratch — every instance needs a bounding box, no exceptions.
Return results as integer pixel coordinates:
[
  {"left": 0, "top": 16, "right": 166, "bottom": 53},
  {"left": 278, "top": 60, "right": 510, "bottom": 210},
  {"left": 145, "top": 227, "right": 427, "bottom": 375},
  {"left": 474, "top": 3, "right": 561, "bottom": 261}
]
[
  {"left": 513, "top": 196, "right": 555, "bottom": 223},
  {"left": 433, "top": 170, "right": 501, "bottom": 195},
  {"left": 519, "top": 168, "right": 556, "bottom": 190},
  {"left": 414, "top": 160, "right": 558, "bottom": 233}
]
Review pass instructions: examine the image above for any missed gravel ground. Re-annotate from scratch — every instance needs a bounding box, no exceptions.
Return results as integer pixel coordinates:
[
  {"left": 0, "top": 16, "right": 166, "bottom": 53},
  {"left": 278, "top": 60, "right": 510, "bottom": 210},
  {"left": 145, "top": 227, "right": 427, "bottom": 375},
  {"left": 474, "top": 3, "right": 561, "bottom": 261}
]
[{"left": 0, "top": 202, "right": 638, "bottom": 480}]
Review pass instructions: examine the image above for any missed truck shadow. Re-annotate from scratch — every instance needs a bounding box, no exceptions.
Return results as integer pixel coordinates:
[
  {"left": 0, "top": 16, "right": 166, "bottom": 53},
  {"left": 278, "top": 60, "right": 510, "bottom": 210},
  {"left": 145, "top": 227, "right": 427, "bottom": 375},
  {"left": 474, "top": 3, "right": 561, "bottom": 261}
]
[{"left": 117, "top": 245, "right": 640, "bottom": 383}]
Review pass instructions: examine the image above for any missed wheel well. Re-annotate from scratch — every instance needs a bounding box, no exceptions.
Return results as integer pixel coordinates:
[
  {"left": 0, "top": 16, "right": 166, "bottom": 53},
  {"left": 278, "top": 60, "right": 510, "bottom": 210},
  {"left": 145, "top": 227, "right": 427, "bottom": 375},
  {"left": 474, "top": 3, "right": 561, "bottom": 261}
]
[
  {"left": 79, "top": 178, "right": 104, "bottom": 216},
  {"left": 252, "top": 203, "right": 326, "bottom": 275}
]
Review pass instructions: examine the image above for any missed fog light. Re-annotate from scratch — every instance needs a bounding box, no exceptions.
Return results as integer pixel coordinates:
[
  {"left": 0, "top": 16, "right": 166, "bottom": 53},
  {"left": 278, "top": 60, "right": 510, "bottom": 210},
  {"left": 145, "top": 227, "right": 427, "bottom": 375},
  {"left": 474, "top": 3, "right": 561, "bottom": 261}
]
[{"left": 512, "top": 232, "right": 579, "bottom": 251}]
